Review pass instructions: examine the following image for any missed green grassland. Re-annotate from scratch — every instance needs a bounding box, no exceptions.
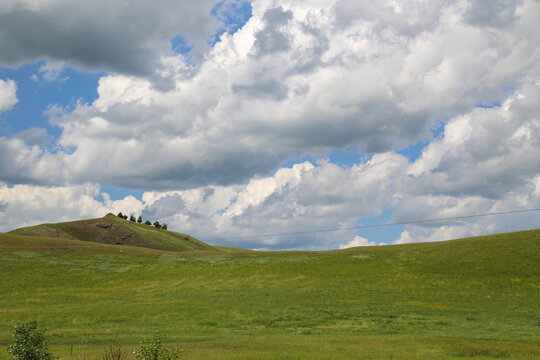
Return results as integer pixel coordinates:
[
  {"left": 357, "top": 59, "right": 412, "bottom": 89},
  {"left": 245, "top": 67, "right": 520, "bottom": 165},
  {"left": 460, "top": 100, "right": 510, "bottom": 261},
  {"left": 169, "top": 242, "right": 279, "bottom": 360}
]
[{"left": 0, "top": 227, "right": 539, "bottom": 359}]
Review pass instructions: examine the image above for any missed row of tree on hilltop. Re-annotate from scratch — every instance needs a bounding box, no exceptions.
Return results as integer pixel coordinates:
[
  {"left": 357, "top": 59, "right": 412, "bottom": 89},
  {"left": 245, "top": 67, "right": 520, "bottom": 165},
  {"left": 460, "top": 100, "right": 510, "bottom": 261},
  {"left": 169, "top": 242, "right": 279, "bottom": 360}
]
[{"left": 117, "top": 212, "right": 168, "bottom": 230}]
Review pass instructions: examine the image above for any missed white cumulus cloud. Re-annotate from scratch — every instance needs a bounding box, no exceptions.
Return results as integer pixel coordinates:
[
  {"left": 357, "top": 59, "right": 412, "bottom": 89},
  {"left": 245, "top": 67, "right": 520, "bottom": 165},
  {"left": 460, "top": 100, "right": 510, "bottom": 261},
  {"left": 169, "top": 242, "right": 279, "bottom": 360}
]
[
  {"left": 0, "top": 183, "right": 144, "bottom": 232},
  {"left": 339, "top": 236, "right": 378, "bottom": 249},
  {"left": 0, "top": 79, "right": 17, "bottom": 112}
]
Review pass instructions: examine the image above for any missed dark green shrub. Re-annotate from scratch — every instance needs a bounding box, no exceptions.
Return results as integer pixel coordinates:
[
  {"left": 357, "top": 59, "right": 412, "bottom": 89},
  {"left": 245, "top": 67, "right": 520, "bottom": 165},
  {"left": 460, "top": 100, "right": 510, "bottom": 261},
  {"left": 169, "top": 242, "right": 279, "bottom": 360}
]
[
  {"left": 153, "top": 221, "right": 161, "bottom": 229},
  {"left": 129, "top": 215, "right": 136, "bottom": 222},
  {"left": 134, "top": 336, "right": 180, "bottom": 360},
  {"left": 123, "top": 215, "right": 128, "bottom": 220},
  {"left": 137, "top": 216, "right": 143, "bottom": 223},
  {"left": 117, "top": 212, "right": 124, "bottom": 218},
  {"left": 162, "top": 224, "right": 167, "bottom": 230},
  {"left": 7, "top": 320, "right": 56, "bottom": 360},
  {"left": 145, "top": 220, "right": 151, "bottom": 226}
]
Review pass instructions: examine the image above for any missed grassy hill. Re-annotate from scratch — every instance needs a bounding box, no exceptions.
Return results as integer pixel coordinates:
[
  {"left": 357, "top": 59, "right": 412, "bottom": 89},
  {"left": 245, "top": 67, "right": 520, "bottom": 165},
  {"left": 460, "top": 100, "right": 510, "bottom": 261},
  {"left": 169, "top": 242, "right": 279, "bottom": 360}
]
[
  {"left": 0, "top": 228, "right": 539, "bottom": 359},
  {"left": 8, "top": 213, "right": 231, "bottom": 253}
]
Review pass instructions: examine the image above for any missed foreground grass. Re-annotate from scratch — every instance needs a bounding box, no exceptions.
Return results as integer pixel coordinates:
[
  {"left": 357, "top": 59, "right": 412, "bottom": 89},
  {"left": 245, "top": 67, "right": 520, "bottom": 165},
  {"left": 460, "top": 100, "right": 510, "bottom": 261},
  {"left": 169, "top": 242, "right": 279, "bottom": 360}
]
[{"left": 0, "top": 230, "right": 539, "bottom": 359}]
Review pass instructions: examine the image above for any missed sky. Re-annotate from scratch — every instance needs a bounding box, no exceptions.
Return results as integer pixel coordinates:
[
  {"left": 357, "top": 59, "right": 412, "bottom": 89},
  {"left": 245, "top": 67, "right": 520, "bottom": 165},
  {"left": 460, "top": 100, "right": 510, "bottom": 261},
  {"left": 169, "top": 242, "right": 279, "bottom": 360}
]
[{"left": 0, "top": 0, "right": 539, "bottom": 250}]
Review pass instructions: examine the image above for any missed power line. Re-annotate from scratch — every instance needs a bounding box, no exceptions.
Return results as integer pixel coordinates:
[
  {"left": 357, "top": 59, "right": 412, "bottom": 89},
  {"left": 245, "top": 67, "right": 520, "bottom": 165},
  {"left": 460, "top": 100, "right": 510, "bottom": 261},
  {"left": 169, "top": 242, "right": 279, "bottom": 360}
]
[{"left": 204, "top": 208, "right": 540, "bottom": 242}]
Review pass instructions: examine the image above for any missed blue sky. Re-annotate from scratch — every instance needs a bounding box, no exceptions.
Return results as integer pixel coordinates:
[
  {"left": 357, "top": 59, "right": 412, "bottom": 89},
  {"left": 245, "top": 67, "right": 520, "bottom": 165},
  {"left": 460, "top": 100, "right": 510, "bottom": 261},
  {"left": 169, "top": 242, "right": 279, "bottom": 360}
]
[
  {"left": 0, "top": 62, "right": 101, "bottom": 139},
  {"left": 0, "top": 0, "right": 539, "bottom": 250}
]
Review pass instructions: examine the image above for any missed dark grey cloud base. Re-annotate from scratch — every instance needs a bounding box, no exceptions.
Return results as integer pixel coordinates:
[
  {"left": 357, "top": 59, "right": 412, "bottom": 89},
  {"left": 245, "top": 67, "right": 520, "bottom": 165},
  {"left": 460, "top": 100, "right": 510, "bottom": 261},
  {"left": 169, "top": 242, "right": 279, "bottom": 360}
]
[{"left": 0, "top": 0, "right": 220, "bottom": 76}]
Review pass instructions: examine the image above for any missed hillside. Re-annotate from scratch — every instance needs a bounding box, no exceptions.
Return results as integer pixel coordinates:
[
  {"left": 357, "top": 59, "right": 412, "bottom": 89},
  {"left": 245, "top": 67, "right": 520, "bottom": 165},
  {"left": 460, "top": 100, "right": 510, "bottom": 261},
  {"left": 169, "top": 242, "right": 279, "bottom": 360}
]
[
  {"left": 8, "top": 213, "right": 228, "bottom": 252},
  {"left": 0, "top": 228, "right": 538, "bottom": 359}
]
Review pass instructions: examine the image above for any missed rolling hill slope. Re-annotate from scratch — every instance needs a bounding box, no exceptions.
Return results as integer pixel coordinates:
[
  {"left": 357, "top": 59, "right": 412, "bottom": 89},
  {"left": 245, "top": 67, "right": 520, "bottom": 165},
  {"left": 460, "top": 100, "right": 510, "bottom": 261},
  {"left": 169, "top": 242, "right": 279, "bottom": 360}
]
[{"left": 8, "top": 213, "right": 228, "bottom": 252}]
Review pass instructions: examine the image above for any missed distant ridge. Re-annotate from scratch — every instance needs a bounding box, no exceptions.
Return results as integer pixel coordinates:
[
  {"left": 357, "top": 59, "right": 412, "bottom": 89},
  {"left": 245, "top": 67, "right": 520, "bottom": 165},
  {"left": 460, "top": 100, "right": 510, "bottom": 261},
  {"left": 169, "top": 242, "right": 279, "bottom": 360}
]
[{"left": 8, "top": 213, "right": 233, "bottom": 252}]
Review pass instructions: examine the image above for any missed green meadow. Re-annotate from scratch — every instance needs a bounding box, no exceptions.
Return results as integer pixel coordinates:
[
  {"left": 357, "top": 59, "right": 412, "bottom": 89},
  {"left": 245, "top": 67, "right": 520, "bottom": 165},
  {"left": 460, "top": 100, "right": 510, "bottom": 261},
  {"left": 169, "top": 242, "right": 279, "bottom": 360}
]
[{"left": 0, "top": 226, "right": 539, "bottom": 359}]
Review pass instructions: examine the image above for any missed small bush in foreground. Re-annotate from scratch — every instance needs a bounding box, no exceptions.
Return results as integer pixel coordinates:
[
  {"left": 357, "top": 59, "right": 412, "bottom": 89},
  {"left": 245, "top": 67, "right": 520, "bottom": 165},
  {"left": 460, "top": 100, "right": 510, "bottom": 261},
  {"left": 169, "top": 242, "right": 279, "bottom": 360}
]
[
  {"left": 134, "top": 336, "right": 181, "bottom": 360},
  {"left": 103, "top": 345, "right": 127, "bottom": 360},
  {"left": 8, "top": 320, "right": 56, "bottom": 360}
]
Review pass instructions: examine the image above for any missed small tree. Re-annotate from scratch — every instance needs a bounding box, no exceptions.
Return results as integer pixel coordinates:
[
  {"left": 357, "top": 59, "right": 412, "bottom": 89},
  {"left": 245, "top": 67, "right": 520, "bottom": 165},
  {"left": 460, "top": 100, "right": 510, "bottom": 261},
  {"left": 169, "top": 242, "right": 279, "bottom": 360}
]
[
  {"left": 123, "top": 215, "right": 128, "bottom": 220},
  {"left": 153, "top": 221, "right": 161, "bottom": 229},
  {"left": 145, "top": 220, "right": 152, "bottom": 226},
  {"left": 117, "top": 212, "right": 124, "bottom": 218},
  {"left": 162, "top": 224, "right": 167, "bottom": 230},
  {"left": 137, "top": 216, "right": 143, "bottom": 224},
  {"left": 8, "top": 319, "right": 56, "bottom": 360},
  {"left": 129, "top": 215, "right": 136, "bottom": 222},
  {"left": 134, "top": 336, "right": 180, "bottom": 360}
]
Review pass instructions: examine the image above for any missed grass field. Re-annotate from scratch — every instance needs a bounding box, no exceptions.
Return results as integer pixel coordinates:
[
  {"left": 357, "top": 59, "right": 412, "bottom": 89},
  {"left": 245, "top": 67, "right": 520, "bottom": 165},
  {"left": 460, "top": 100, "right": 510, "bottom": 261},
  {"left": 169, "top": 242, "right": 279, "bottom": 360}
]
[{"left": 0, "top": 228, "right": 539, "bottom": 359}]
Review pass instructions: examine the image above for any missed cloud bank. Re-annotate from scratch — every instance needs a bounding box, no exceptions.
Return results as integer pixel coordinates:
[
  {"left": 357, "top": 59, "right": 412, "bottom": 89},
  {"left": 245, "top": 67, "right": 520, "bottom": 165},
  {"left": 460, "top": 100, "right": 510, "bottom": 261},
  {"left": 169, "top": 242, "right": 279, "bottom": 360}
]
[
  {"left": 1, "top": 0, "right": 538, "bottom": 189},
  {"left": 0, "top": 0, "right": 539, "bottom": 249}
]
